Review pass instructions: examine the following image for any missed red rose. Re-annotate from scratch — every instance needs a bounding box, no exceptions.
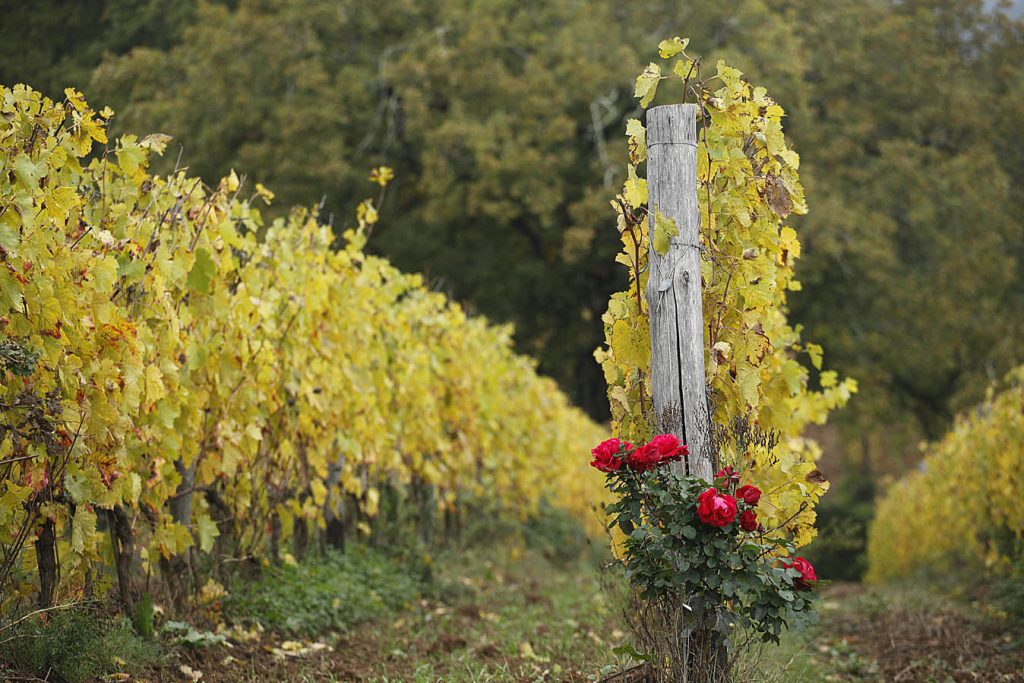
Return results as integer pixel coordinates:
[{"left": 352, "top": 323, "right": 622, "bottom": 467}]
[
  {"left": 648, "top": 434, "right": 688, "bottom": 463},
  {"left": 736, "top": 485, "right": 761, "bottom": 506},
  {"left": 626, "top": 442, "right": 657, "bottom": 472},
  {"left": 715, "top": 465, "right": 741, "bottom": 486},
  {"left": 782, "top": 556, "right": 818, "bottom": 590},
  {"left": 629, "top": 434, "right": 688, "bottom": 472},
  {"left": 739, "top": 509, "right": 758, "bottom": 532},
  {"left": 590, "top": 438, "right": 629, "bottom": 473},
  {"left": 696, "top": 487, "right": 738, "bottom": 527}
]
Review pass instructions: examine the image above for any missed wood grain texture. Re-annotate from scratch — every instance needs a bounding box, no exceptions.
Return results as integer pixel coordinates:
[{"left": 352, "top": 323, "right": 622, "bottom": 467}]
[{"left": 645, "top": 103, "right": 712, "bottom": 481}]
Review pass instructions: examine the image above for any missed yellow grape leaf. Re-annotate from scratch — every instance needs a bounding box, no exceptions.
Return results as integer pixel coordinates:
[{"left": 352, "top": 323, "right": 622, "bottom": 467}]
[
  {"left": 781, "top": 360, "right": 804, "bottom": 395},
  {"left": 369, "top": 166, "right": 394, "bottom": 187},
  {"left": 652, "top": 209, "right": 679, "bottom": 256},
  {"left": 71, "top": 505, "right": 97, "bottom": 555},
  {"left": 634, "top": 63, "right": 661, "bottom": 108},
  {"left": 658, "top": 37, "right": 689, "bottom": 59},
  {"left": 623, "top": 165, "right": 647, "bottom": 208},
  {"left": 255, "top": 182, "right": 275, "bottom": 204},
  {"left": 145, "top": 364, "right": 167, "bottom": 404},
  {"left": 610, "top": 319, "right": 649, "bottom": 369},
  {"left": 365, "top": 487, "right": 380, "bottom": 518},
  {"left": 625, "top": 119, "right": 646, "bottom": 164},
  {"left": 310, "top": 479, "right": 327, "bottom": 506},
  {"left": 805, "top": 343, "right": 823, "bottom": 370},
  {"left": 357, "top": 200, "right": 378, "bottom": 226},
  {"left": 64, "top": 87, "right": 87, "bottom": 112},
  {"left": 140, "top": 133, "right": 172, "bottom": 154},
  {"left": 737, "top": 363, "right": 761, "bottom": 408}
]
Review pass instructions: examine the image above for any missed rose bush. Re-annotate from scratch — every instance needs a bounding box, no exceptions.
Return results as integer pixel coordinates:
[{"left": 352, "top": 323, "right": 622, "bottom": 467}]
[
  {"left": 590, "top": 438, "right": 629, "bottom": 473},
  {"left": 593, "top": 435, "right": 820, "bottom": 649},
  {"left": 736, "top": 485, "right": 761, "bottom": 506}
]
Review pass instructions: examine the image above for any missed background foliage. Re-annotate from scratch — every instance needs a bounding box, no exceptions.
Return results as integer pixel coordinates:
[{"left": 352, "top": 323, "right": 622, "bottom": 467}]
[
  {"left": 3, "top": 1, "right": 1021, "bottom": 457},
  {"left": 0, "top": 0, "right": 1022, "bottom": 590}
]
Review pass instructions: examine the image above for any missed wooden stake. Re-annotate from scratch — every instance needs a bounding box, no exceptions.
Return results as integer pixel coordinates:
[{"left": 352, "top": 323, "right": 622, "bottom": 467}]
[{"left": 645, "top": 103, "right": 712, "bottom": 481}]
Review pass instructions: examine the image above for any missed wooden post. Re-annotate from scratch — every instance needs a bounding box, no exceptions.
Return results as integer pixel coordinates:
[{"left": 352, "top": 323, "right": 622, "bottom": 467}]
[{"left": 645, "top": 103, "right": 712, "bottom": 481}]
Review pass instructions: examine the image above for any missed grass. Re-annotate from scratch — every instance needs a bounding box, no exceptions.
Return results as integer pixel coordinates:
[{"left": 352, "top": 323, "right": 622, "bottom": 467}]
[
  {"left": 5, "top": 518, "right": 1022, "bottom": 682},
  {"left": 225, "top": 545, "right": 422, "bottom": 636},
  {"left": 357, "top": 544, "right": 626, "bottom": 681},
  {"left": 750, "top": 581, "right": 1024, "bottom": 683},
  {"left": 0, "top": 605, "right": 164, "bottom": 683}
]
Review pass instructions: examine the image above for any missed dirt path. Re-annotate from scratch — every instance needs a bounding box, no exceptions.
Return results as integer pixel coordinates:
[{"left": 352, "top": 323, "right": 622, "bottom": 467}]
[{"left": 806, "top": 583, "right": 1024, "bottom": 682}]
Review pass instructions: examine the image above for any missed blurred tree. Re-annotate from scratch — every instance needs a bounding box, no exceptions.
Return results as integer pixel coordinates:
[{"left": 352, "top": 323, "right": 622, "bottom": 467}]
[
  {"left": 779, "top": 0, "right": 1024, "bottom": 446},
  {"left": 0, "top": 0, "right": 196, "bottom": 98}
]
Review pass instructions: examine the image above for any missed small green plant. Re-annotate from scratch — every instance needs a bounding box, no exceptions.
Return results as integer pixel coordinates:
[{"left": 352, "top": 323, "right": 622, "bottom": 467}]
[
  {"left": 0, "top": 607, "right": 162, "bottom": 683},
  {"left": 162, "top": 620, "right": 229, "bottom": 647},
  {"left": 226, "top": 547, "right": 420, "bottom": 635}
]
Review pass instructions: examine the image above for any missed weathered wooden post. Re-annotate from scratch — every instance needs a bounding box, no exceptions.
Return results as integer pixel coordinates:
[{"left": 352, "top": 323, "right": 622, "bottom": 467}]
[{"left": 645, "top": 103, "right": 712, "bottom": 480}]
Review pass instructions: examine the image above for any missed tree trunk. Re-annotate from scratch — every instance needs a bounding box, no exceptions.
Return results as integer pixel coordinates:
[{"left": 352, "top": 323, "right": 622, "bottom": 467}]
[
  {"left": 107, "top": 505, "right": 137, "bottom": 614},
  {"left": 34, "top": 518, "right": 57, "bottom": 609}
]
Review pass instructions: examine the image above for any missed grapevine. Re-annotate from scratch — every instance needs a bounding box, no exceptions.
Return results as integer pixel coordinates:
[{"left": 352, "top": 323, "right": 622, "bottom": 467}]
[
  {"left": 0, "top": 84, "right": 606, "bottom": 612},
  {"left": 595, "top": 38, "right": 857, "bottom": 548}
]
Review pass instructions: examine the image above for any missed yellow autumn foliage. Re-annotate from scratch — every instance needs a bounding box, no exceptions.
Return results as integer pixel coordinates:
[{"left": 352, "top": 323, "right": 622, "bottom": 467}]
[
  {"left": 0, "top": 85, "right": 606, "bottom": 607},
  {"left": 867, "top": 366, "right": 1024, "bottom": 582}
]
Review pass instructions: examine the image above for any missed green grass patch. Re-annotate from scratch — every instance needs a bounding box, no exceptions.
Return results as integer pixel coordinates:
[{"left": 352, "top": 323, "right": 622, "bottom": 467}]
[
  {"left": 225, "top": 546, "right": 422, "bottom": 636},
  {"left": 0, "top": 606, "right": 163, "bottom": 683}
]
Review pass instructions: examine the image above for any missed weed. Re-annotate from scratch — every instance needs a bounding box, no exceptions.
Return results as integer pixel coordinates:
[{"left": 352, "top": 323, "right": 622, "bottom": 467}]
[
  {"left": 225, "top": 546, "right": 421, "bottom": 636},
  {"left": 0, "top": 605, "right": 162, "bottom": 683}
]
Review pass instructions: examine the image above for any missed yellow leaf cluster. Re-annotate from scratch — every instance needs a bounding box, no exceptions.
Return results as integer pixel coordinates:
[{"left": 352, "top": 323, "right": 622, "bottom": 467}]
[{"left": 866, "top": 366, "right": 1024, "bottom": 581}]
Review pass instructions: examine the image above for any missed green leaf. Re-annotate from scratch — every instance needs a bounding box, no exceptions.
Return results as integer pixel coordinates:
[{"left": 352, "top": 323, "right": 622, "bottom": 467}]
[
  {"left": 118, "top": 255, "right": 147, "bottom": 283},
  {"left": 0, "top": 224, "right": 19, "bottom": 256},
  {"left": 197, "top": 514, "right": 220, "bottom": 552},
  {"left": 612, "top": 643, "right": 653, "bottom": 662},
  {"left": 135, "top": 593, "right": 156, "bottom": 638},
  {"left": 12, "top": 154, "right": 46, "bottom": 191},
  {"left": 116, "top": 136, "right": 147, "bottom": 179},
  {"left": 187, "top": 247, "right": 216, "bottom": 294}
]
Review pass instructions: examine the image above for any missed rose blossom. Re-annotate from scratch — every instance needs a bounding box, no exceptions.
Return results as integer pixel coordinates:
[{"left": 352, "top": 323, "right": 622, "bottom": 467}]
[
  {"left": 715, "top": 465, "right": 741, "bottom": 486},
  {"left": 590, "top": 438, "right": 629, "bottom": 473},
  {"left": 782, "top": 556, "right": 818, "bottom": 590},
  {"left": 739, "top": 509, "right": 758, "bottom": 532},
  {"left": 696, "top": 487, "right": 738, "bottom": 527},
  {"left": 628, "top": 434, "right": 688, "bottom": 472},
  {"left": 736, "top": 484, "right": 761, "bottom": 506}
]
